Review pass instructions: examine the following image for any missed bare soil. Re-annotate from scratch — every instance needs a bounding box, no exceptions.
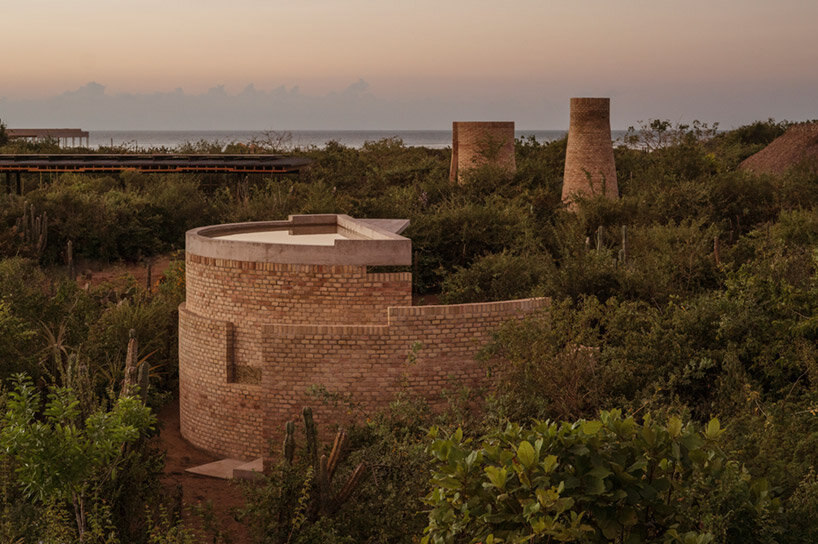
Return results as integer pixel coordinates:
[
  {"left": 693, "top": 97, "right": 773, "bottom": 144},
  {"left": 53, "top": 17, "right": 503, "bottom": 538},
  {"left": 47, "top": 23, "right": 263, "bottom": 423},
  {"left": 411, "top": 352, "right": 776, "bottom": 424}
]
[
  {"left": 156, "top": 398, "right": 252, "bottom": 543},
  {"left": 78, "top": 255, "right": 174, "bottom": 288}
]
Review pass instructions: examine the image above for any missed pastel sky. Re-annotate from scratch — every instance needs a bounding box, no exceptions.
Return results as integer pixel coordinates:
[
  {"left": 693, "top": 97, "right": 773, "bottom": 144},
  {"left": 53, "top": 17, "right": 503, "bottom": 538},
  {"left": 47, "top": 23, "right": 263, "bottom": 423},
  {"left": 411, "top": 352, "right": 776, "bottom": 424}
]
[{"left": 1, "top": 0, "right": 817, "bottom": 129}]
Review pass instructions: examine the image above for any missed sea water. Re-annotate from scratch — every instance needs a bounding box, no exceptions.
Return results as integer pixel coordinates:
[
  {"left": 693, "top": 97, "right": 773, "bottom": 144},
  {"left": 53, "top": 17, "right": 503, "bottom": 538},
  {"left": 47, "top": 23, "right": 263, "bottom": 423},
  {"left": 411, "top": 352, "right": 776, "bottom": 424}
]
[{"left": 87, "top": 129, "right": 622, "bottom": 151}]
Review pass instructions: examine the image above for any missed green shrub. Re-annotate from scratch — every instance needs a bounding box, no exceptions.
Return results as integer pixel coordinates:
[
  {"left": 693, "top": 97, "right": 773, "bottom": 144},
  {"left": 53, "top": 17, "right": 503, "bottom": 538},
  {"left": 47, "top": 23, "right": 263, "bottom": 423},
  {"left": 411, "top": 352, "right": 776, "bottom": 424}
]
[
  {"left": 441, "top": 251, "right": 551, "bottom": 304},
  {"left": 408, "top": 198, "right": 528, "bottom": 293},
  {"left": 0, "top": 374, "right": 157, "bottom": 541},
  {"left": 0, "top": 302, "right": 37, "bottom": 382},
  {"left": 424, "top": 411, "right": 776, "bottom": 544}
]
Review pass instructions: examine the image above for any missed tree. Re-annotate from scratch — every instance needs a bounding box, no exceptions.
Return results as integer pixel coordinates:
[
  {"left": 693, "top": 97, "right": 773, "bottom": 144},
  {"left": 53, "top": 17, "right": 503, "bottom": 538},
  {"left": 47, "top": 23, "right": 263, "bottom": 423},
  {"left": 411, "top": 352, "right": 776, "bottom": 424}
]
[{"left": 0, "top": 374, "right": 156, "bottom": 541}]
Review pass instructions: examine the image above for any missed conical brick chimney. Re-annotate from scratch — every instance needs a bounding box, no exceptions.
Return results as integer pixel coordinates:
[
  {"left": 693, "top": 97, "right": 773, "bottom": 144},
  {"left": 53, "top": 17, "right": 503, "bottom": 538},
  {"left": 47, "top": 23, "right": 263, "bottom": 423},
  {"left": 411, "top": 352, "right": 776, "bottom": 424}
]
[
  {"left": 449, "top": 121, "right": 516, "bottom": 183},
  {"left": 562, "top": 98, "right": 618, "bottom": 205}
]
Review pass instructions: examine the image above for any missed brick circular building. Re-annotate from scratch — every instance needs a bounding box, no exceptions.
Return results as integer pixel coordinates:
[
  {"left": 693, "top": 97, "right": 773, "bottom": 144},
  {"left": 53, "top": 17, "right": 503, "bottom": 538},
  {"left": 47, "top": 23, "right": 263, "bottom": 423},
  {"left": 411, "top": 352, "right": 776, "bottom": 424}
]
[
  {"left": 449, "top": 121, "right": 517, "bottom": 183},
  {"left": 179, "top": 214, "right": 545, "bottom": 460},
  {"left": 562, "top": 98, "right": 619, "bottom": 205}
]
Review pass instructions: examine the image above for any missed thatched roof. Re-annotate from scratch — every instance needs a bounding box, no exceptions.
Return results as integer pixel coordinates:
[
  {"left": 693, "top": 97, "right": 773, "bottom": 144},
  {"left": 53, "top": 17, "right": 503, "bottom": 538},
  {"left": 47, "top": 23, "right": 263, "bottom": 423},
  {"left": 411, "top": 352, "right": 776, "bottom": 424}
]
[{"left": 739, "top": 122, "right": 818, "bottom": 176}]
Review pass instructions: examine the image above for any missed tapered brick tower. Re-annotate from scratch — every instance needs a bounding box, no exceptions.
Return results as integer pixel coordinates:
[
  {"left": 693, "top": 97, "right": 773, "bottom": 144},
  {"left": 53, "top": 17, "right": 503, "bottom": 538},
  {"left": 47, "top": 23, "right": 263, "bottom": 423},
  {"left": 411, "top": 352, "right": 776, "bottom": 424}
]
[
  {"left": 449, "top": 121, "right": 516, "bottom": 183},
  {"left": 562, "top": 98, "right": 618, "bottom": 205}
]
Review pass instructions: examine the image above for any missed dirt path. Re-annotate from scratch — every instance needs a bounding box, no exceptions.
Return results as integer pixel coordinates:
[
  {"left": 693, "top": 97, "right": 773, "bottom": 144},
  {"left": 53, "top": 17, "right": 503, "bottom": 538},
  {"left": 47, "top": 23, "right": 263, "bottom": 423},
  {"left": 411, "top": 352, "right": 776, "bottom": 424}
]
[{"left": 157, "top": 399, "right": 252, "bottom": 543}]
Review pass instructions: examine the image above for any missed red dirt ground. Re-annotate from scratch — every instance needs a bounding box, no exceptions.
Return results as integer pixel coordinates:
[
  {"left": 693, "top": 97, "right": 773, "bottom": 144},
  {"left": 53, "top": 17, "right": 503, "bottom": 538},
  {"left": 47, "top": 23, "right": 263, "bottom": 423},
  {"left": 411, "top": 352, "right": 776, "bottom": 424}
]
[
  {"left": 102, "top": 255, "right": 252, "bottom": 542},
  {"left": 79, "top": 255, "right": 174, "bottom": 288},
  {"left": 156, "top": 398, "right": 252, "bottom": 543}
]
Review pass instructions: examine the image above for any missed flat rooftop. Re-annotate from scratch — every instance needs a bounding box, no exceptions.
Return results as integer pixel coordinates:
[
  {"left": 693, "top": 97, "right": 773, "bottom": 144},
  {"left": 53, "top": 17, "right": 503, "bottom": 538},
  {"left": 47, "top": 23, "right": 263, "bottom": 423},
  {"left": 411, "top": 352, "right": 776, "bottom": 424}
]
[
  {"left": 0, "top": 154, "right": 311, "bottom": 174},
  {"left": 187, "top": 214, "right": 412, "bottom": 266}
]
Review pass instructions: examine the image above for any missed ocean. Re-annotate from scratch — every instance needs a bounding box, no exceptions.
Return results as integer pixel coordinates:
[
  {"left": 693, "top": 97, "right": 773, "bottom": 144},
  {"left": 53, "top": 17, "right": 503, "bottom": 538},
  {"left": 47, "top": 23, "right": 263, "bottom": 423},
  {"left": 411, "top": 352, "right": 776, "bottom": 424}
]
[{"left": 86, "top": 130, "right": 627, "bottom": 151}]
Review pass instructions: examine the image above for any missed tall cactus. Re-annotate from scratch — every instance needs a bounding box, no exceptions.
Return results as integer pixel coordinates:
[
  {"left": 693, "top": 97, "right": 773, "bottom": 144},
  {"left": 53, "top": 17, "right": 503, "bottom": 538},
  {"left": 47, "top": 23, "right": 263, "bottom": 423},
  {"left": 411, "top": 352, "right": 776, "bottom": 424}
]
[
  {"left": 67, "top": 240, "right": 76, "bottom": 280},
  {"left": 121, "top": 329, "right": 139, "bottom": 398},
  {"left": 15, "top": 201, "right": 48, "bottom": 256},
  {"left": 280, "top": 408, "right": 367, "bottom": 523},
  {"left": 283, "top": 420, "right": 295, "bottom": 465},
  {"left": 137, "top": 360, "right": 150, "bottom": 404},
  {"left": 145, "top": 260, "right": 153, "bottom": 292},
  {"left": 303, "top": 406, "right": 318, "bottom": 469},
  {"left": 618, "top": 225, "right": 629, "bottom": 266}
]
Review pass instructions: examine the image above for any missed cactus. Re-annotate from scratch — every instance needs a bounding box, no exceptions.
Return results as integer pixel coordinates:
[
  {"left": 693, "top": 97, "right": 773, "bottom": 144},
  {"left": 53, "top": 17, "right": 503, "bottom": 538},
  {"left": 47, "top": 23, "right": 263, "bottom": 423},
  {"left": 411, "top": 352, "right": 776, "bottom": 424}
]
[
  {"left": 67, "top": 240, "right": 75, "bottom": 280},
  {"left": 137, "top": 360, "right": 150, "bottom": 404},
  {"left": 15, "top": 201, "right": 48, "bottom": 256},
  {"left": 596, "top": 225, "right": 604, "bottom": 251},
  {"left": 303, "top": 406, "right": 318, "bottom": 469},
  {"left": 121, "top": 329, "right": 139, "bottom": 398},
  {"left": 283, "top": 420, "right": 295, "bottom": 465},
  {"left": 618, "top": 225, "right": 629, "bottom": 265},
  {"left": 319, "top": 454, "right": 331, "bottom": 513},
  {"left": 330, "top": 463, "right": 366, "bottom": 515},
  {"left": 280, "top": 408, "right": 366, "bottom": 524}
]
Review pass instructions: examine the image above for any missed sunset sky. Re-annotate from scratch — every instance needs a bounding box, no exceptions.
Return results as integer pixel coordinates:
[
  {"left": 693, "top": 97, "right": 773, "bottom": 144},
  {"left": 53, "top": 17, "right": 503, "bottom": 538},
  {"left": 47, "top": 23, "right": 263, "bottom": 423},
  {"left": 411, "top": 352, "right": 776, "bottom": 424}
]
[{"left": 2, "top": 0, "right": 817, "bottom": 129}]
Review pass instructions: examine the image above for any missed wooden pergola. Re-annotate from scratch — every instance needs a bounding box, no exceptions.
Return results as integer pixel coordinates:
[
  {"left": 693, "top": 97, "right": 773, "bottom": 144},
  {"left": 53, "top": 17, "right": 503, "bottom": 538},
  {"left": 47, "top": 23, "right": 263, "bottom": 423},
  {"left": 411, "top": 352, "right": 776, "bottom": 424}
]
[{"left": 7, "top": 129, "right": 90, "bottom": 148}]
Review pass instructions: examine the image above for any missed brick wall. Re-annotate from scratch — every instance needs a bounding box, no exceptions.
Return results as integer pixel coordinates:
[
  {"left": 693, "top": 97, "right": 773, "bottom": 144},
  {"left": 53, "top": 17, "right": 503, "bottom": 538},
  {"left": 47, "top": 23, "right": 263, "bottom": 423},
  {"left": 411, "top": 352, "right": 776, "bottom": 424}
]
[
  {"left": 179, "top": 304, "right": 266, "bottom": 459},
  {"left": 179, "top": 252, "right": 547, "bottom": 460},
  {"left": 185, "top": 253, "right": 412, "bottom": 384},
  {"left": 450, "top": 121, "right": 517, "bottom": 183},
  {"left": 562, "top": 98, "right": 619, "bottom": 205}
]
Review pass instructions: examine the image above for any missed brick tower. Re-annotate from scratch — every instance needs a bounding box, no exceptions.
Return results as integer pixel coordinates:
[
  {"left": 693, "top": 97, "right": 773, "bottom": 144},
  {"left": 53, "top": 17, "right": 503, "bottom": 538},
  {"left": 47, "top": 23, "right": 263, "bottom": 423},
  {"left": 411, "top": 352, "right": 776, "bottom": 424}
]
[
  {"left": 449, "top": 121, "right": 516, "bottom": 183},
  {"left": 562, "top": 98, "right": 618, "bottom": 205}
]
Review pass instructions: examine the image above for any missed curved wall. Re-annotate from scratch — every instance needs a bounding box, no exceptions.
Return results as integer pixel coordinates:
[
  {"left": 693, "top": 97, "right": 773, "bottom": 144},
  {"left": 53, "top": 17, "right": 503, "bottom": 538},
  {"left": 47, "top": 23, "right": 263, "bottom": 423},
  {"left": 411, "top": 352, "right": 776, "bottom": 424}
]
[
  {"left": 179, "top": 216, "right": 546, "bottom": 460},
  {"left": 562, "top": 98, "right": 619, "bottom": 204},
  {"left": 449, "top": 121, "right": 517, "bottom": 183},
  {"left": 180, "top": 290, "right": 546, "bottom": 460}
]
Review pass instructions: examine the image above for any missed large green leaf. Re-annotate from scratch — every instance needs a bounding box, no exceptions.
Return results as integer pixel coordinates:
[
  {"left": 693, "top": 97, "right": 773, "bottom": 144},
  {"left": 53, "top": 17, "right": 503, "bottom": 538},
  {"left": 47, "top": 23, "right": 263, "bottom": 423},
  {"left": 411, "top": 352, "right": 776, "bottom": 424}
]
[{"left": 517, "top": 440, "right": 536, "bottom": 469}]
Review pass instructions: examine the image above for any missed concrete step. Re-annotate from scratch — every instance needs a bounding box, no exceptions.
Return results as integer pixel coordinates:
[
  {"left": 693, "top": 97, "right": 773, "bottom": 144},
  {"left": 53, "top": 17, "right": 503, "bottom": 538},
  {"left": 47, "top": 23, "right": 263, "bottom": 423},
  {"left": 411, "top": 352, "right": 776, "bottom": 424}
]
[
  {"left": 185, "top": 458, "right": 246, "bottom": 479},
  {"left": 233, "top": 457, "right": 265, "bottom": 481}
]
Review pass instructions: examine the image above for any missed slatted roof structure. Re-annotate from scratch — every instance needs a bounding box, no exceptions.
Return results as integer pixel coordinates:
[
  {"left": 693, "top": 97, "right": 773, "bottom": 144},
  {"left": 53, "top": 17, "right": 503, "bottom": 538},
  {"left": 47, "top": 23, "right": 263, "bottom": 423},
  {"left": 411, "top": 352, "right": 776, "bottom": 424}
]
[
  {"left": 0, "top": 154, "right": 311, "bottom": 174},
  {"left": 7, "top": 129, "right": 90, "bottom": 148}
]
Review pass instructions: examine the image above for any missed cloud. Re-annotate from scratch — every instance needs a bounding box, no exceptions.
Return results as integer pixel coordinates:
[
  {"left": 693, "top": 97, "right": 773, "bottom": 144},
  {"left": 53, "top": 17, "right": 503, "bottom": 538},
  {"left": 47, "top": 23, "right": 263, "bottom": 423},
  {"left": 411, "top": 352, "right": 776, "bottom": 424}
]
[
  {"left": 2, "top": 79, "right": 817, "bottom": 131},
  {"left": 0, "top": 80, "right": 561, "bottom": 130}
]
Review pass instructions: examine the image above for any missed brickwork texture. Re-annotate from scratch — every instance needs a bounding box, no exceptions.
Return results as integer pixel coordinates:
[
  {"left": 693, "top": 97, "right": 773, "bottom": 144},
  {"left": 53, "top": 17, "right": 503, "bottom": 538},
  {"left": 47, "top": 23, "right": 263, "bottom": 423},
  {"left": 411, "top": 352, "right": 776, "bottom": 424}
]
[
  {"left": 562, "top": 98, "right": 619, "bottom": 205},
  {"left": 449, "top": 121, "right": 517, "bottom": 183},
  {"left": 179, "top": 251, "right": 546, "bottom": 460}
]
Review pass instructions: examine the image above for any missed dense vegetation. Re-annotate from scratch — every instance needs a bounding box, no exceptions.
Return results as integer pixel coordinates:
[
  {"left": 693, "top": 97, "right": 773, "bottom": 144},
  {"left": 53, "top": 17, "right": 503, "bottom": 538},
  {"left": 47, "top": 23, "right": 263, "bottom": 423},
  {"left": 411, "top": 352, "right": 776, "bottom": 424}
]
[{"left": 1, "top": 119, "right": 818, "bottom": 542}]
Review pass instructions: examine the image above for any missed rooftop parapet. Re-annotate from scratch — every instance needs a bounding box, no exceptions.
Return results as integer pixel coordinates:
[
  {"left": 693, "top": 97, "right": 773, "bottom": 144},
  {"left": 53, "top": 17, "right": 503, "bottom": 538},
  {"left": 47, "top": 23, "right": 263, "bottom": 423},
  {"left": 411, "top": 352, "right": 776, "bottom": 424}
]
[{"left": 186, "top": 214, "right": 412, "bottom": 266}]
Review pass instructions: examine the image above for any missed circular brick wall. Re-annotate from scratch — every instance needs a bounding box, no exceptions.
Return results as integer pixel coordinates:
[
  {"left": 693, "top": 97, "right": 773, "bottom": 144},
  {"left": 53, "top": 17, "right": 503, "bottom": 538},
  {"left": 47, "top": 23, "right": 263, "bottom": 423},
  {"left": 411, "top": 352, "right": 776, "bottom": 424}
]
[
  {"left": 562, "top": 98, "right": 619, "bottom": 204},
  {"left": 179, "top": 215, "right": 547, "bottom": 460},
  {"left": 449, "top": 121, "right": 517, "bottom": 183}
]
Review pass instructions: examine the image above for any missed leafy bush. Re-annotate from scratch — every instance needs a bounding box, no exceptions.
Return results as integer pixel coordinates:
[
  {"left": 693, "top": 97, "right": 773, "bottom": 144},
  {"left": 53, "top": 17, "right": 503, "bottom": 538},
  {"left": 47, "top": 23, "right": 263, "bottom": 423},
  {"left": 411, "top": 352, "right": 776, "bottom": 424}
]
[
  {"left": 0, "top": 374, "right": 157, "bottom": 541},
  {"left": 441, "top": 251, "right": 551, "bottom": 304},
  {"left": 408, "top": 198, "right": 529, "bottom": 293},
  {"left": 424, "top": 411, "right": 776, "bottom": 544}
]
